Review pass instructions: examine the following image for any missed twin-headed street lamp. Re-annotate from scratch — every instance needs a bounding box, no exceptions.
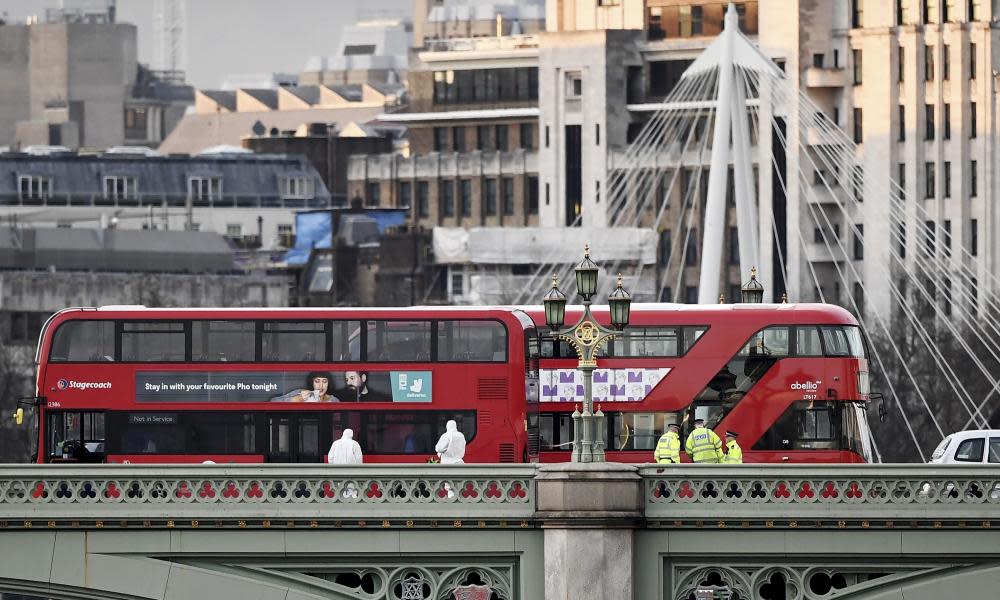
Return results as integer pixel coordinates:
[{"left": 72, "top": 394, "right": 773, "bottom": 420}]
[{"left": 542, "top": 246, "right": 631, "bottom": 463}]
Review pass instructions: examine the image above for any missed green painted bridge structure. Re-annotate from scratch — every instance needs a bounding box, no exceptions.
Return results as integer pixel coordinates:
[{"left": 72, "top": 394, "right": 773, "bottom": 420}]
[{"left": 1, "top": 464, "right": 999, "bottom": 600}]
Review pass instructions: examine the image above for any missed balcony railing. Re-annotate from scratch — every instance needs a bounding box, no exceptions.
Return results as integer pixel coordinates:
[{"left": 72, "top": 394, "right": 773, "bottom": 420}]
[{"left": 0, "top": 193, "right": 332, "bottom": 210}]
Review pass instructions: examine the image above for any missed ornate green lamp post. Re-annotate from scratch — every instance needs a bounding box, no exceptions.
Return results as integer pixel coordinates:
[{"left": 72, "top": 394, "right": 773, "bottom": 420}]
[{"left": 542, "top": 246, "right": 632, "bottom": 463}]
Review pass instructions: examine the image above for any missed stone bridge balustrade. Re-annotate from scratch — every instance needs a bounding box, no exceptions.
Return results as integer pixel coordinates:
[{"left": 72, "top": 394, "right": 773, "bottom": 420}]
[
  {"left": 641, "top": 465, "right": 1000, "bottom": 525},
  {"left": 0, "top": 465, "right": 536, "bottom": 527}
]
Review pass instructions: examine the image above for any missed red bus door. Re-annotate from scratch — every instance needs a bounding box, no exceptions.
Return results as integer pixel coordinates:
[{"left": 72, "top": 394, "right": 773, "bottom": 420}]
[{"left": 266, "top": 414, "right": 323, "bottom": 463}]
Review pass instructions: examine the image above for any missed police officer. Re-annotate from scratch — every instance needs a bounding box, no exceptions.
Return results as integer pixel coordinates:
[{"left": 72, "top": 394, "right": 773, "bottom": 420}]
[
  {"left": 684, "top": 417, "right": 723, "bottom": 464},
  {"left": 722, "top": 430, "right": 743, "bottom": 464},
  {"left": 653, "top": 422, "right": 681, "bottom": 464}
]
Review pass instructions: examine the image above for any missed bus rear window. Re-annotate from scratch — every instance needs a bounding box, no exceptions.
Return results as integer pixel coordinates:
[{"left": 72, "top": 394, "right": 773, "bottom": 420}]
[
  {"left": 50, "top": 321, "right": 115, "bottom": 362},
  {"left": 821, "top": 326, "right": 867, "bottom": 358}
]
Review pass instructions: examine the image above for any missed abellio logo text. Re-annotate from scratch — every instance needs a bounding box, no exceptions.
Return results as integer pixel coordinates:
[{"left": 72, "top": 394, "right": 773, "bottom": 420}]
[
  {"left": 789, "top": 380, "right": 820, "bottom": 390},
  {"left": 57, "top": 378, "right": 112, "bottom": 391}
]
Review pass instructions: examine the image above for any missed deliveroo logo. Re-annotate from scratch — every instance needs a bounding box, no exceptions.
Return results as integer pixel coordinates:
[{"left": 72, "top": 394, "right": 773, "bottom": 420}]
[{"left": 391, "top": 371, "right": 432, "bottom": 402}]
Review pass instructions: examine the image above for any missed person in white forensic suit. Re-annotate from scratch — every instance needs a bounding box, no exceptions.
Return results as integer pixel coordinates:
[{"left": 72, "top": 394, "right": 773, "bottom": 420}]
[
  {"left": 328, "top": 428, "right": 363, "bottom": 465},
  {"left": 435, "top": 420, "right": 467, "bottom": 464}
]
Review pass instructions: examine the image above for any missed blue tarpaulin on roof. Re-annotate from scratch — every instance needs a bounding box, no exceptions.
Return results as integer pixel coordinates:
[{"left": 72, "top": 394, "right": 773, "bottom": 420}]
[
  {"left": 283, "top": 209, "right": 409, "bottom": 265},
  {"left": 284, "top": 212, "right": 332, "bottom": 265}
]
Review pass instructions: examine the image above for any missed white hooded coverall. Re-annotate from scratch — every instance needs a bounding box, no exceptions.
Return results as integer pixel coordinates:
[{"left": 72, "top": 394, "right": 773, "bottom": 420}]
[
  {"left": 435, "top": 420, "right": 467, "bottom": 464},
  {"left": 328, "top": 428, "right": 363, "bottom": 464}
]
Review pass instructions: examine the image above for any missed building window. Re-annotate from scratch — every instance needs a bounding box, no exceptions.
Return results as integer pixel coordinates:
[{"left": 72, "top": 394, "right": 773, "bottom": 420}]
[
  {"left": 925, "top": 47, "right": 934, "bottom": 81},
  {"left": 459, "top": 179, "right": 472, "bottom": 217},
  {"left": 971, "top": 218, "right": 978, "bottom": 255},
  {"left": 925, "top": 0, "right": 938, "bottom": 23},
  {"left": 440, "top": 180, "right": 454, "bottom": 217},
  {"left": 399, "top": 181, "right": 412, "bottom": 208},
  {"left": 852, "top": 49, "right": 862, "bottom": 85},
  {"left": 476, "top": 125, "right": 490, "bottom": 151},
  {"left": 898, "top": 46, "right": 905, "bottom": 81},
  {"left": 944, "top": 161, "right": 951, "bottom": 197},
  {"left": 495, "top": 124, "right": 509, "bottom": 152},
  {"left": 225, "top": 224, "right": 242, "bottom": 237},
  {"left": 943, "top": 219, "right": 952, "bottom": 257},
  {"left": 685, "top": 228, "right": 698, "bottom": 266},
  {"left": 501, "top": 177, "right": 515, "bottom": 216},
  {"left": 366, "top": 182, "right": 381, "bottom": 207},
  {"left": 971, "top": 160, "right": 978, "bottom": 196},
  {"left": 728, "top": 227, "right": 739, "bottom": 264},
  {"left": 970, "top": 102, "right": 977, "bottom": 138},
  {"left": 898, "top": 105, "right": 906, "bottom": 141},
  {"left": 453, "top": 126, "right": 467, "bottom": 152},
  {"left": 124, "top": 107, "right": 148, "bottom": 139},
  {"left": 103, "top": 175, "right": 137, "bottom": 202},
  {"left": 897, "top": 162, "right": 906, "bottom": 197},
  {"left": 853, "top": 282, "right": 865, "bottom": 314},
  {"left": 188, "top": 176, "right": 221, "bottom": 203},
  {"left": 854, "top": 224, "right": 864, "bottom": 260},
  {"left": 417, "top": 181, "right": 429, "bottom": 218},
  {"left": 566, "top": 72, "right": 583, "bottom": 98},
  {"left": 527, "top": 176, "right": 539, "bottom": 215},
  {"left": 280, "top": 176, "right": 314, "bottom": 200},
  {"left": 943, "top": 103, "right": 951, "bottom": 139},
  {"left": 971, "top": 0, "right": 983, "bottom": 20},
  {"left": 813, "top": 53, "right": 825, "bottom": 68},
  {"left": 484, "top": 178, "right": 497, "bottom": 215},
  {"left": 520, "top": 123, "right": 534, "bottom": 150},
  {"left": 925, "top": 162, "right": 936, "bottom": 198},
  {"left": 684, "top": 286, "right": 698, "bottom": 304},
  {"left": 277, "top": 224, "right": 294, "bottom": 248},
  {"left": 945, "top": 0, "right": 956, "bottom": 20},
  {"left": 434, "top": 127, "right": 449, "bottom": 152},
  {"left": 852, "top": 0, "right": 864, "bottom": 27},
  {"left": 897, "top": 0, "right": 909, "bottom": 24},
  {"left": 853, "top": 108, "right": 863, "bottom": 143},
  {"left": 943, "top": 45, "right": 950, "bottom": 79},
  {"left": 18, "top": 175, "right": 52, "bottom": 202},
  {"left": 970, "top": 42, "right": 977, "bottom": 79},
  {"left": 924, "top": 220, "right": 936, "bottom": 255},
  {"left": 925, "top": 104, "right": 935, "bottom": 140}
]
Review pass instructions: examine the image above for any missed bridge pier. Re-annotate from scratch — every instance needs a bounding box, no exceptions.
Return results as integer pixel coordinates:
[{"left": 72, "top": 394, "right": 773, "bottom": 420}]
[{"left": 537, "top": 463, "right": 643, "bottom": 600}]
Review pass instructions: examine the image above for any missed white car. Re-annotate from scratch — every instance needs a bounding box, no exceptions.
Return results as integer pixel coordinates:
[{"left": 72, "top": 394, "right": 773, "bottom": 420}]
[{"left": 928, "top": 430, "right": 1000, "bottom": 464}]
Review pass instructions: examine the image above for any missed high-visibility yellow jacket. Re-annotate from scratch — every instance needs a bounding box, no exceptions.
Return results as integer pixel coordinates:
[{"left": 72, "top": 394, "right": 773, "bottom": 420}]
[
  {"left": 722, "top": 439, "right": 743, "bottom": 464},
  {"left": 685, "top": 427, "right": 723, "bottom": 463},
  {"left": 653, "top": 431, "right": 681, "bottom": 463}
]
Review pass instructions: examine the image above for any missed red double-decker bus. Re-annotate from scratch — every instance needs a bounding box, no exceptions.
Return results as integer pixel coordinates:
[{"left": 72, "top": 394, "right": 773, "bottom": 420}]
[
  {"left": 524, "top": 303, "right": 874, "bottom": 463},
  {"left": 26, "top": 306, "right": 539, "bottom": 464}
]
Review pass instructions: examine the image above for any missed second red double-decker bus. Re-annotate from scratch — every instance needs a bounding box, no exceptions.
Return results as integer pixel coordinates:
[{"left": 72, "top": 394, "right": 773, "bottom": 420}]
[
  {"left": 524, "top": 303, "right": 874, "bottom": 463},
  {"left": 26, "top": 306, "right": 539, "bottom": 464}
]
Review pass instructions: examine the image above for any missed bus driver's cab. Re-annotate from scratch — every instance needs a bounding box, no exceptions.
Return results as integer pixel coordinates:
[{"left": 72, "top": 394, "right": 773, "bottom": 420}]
[{"left": 46, "top": 411, "right": 106, "bottom": 463}]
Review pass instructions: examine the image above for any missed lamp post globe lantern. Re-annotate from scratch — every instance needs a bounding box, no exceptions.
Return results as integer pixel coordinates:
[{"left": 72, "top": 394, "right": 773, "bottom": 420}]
[
  {"left": 543, "top": 274, "right": 567, "bottom": 330},
  {"left": 741, "top": 266, "right": 765, "bottom": 304},
  {"left": 575, "top": 244, "right": 600, "bottom": 300},
  {"left": 608, "top": 273, "right": 632, "bottom": 331}
]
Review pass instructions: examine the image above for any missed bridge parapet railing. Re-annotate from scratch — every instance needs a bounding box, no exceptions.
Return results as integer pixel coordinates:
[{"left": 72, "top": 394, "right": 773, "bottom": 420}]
[
  {"left": 641, "top": 465, "right": 1000, "bottom": 523},
  {"left": 0, "top": 465, "right": 536, "bottom": 525}
]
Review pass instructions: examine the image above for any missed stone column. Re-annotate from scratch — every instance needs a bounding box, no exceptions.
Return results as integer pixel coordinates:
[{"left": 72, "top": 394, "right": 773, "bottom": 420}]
[{"left": 536, "top": 463, "right": 643, "bottom": 600}]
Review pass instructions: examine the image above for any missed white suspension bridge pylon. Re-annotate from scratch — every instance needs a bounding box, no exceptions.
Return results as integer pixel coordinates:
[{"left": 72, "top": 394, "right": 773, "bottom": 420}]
[{"left": 514, "top": 3, "right": 1000, "bottom": 460}]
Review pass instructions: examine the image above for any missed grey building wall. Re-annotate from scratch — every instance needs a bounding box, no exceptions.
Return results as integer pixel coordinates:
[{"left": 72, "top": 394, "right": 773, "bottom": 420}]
[{"left": 0, "top": 22, "right": 138, "bottom": 149}]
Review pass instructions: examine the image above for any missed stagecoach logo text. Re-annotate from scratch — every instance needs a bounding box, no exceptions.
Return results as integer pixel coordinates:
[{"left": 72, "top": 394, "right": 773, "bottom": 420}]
[{"left": 57, "top": 378, "right": 112, "bottom": 391}]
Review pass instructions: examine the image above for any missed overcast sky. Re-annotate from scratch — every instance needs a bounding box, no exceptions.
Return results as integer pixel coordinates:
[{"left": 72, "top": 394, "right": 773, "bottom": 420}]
[{"left": 0, "top": 0, "right": 413, "bottom": 88}]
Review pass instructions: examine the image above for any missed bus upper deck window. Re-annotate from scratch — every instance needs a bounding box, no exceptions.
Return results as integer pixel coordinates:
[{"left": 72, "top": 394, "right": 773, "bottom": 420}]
[
  {"left": 820, "top": 326, "right": 865, "bottom": 357},
  {"left": 367, "top": 320, "right": 432, "bottom": 361},
  {"left": 50, "top": 321, "right": 114, "bottom": 362},
  {"left": 262, "top": 322, "right": 326, "bottom": 362},
  {"left": 437, "top": 320, "right": 507, "bottom": 362},
  {"left": 332, "top": 321, "right": 362, "bottom": 362},
  {"left": 192, "top": 321, "right": 254, "bottom": 362},
  {"left": 121, "top": 322, "right": 186, "bottom": 362},
  {"left": 796, "top": 326, "right": 824, "bottom": 356}
]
